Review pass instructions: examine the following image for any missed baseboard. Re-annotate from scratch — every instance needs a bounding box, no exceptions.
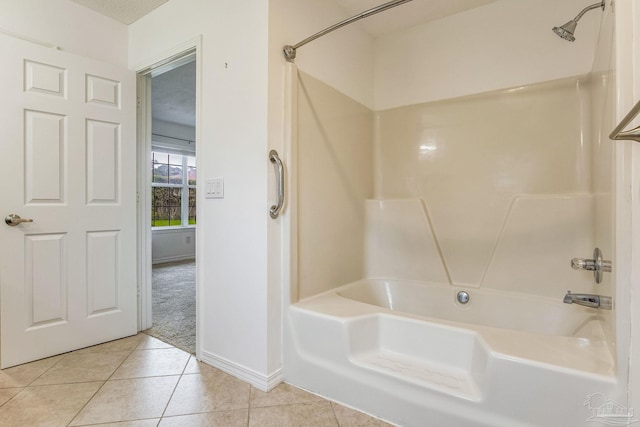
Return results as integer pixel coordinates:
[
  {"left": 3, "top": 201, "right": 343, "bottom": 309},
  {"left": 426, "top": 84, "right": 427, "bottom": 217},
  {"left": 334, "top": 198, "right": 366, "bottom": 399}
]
[
  {"left": 200, "top": 350, "right": 282, "bottom": 392},
  {"left": 152, "top": 254, "right": 195, "bottom": 265}
]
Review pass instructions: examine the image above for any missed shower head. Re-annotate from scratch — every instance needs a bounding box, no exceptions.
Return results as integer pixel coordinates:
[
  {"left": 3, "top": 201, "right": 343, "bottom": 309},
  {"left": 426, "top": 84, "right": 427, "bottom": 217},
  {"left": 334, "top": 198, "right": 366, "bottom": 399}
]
[
  {"left": 552, "top": 0, "right": 605, "bottom": 42},
  {"left": 553, "top": 20, "right": 578, "bottom": 42}
]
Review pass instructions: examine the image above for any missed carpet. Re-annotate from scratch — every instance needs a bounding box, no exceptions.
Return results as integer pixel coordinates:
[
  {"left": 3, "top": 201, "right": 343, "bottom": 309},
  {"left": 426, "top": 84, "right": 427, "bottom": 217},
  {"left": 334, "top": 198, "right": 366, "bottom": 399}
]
[{"left": 143, "top": 259, "right": 196, "bottom": 354}]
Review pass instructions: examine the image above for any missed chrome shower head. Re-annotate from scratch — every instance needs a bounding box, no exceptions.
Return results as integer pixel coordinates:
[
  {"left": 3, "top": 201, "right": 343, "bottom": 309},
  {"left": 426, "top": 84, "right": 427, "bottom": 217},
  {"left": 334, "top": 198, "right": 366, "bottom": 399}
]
[
  {"left": 553, "top": 20, "right": 578, "bottom": 42},
  {"left": 552, "top": 0, "right": 604, "bottom": 42}
]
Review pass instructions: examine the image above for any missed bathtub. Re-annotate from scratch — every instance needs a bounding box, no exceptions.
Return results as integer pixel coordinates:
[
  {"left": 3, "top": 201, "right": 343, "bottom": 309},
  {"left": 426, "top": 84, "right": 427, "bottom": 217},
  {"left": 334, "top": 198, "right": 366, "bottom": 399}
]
[{"left": 284, "top": 279, "right": 617, "bottom": 427}]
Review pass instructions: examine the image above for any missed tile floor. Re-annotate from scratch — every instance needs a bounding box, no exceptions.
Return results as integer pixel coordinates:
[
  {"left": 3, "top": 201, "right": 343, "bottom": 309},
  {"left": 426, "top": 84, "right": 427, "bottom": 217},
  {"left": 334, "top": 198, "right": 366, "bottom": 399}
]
[{"left": 0, "top": 333, "right": 393, "bottom": 426}]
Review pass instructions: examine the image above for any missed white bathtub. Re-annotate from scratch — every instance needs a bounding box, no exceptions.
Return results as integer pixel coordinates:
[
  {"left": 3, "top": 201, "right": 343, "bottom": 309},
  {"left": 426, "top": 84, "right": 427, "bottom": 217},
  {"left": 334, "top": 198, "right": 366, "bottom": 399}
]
[
  {"left": 337, "top": 279, "right": 607, "bottom": 338},
  {"left": 284, "top": 279, "right": 617, "bottom": 427}
]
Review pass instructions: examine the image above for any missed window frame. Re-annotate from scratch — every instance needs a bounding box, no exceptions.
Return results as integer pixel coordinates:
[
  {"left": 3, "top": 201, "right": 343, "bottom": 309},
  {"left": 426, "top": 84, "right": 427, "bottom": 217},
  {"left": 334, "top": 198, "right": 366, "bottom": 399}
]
[{"left": 151, "top": 147, "right": 196, "bottom": 229}]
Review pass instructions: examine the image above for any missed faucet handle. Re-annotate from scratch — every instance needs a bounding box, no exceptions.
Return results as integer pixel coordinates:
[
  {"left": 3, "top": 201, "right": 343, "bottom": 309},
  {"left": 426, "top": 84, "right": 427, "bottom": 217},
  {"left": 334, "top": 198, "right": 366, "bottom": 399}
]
[
  {"left": 570, "top": 248, "right": 611, "bottom": 284},
  {"left": 571, "top": 258, "right": 596, "bottom": 271}
]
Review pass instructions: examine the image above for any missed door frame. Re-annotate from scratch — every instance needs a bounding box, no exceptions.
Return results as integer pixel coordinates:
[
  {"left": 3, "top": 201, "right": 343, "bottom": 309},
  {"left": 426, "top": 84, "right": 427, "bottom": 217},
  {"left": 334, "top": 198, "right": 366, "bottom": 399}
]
[{"left": 134, "top": 36, "right": 202, "bottom": 358}]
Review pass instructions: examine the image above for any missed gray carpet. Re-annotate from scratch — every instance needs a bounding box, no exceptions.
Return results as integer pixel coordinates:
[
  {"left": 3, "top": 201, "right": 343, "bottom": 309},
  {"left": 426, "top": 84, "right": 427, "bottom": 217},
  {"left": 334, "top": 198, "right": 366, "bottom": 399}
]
[{"left": 143, "top": 259, "right": 196, "bottom": 354}]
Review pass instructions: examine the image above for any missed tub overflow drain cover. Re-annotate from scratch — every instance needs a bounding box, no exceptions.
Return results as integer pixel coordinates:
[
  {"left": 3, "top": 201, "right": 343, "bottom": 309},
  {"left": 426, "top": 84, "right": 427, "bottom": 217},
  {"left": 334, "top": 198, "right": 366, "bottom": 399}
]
[{"left": 457, "top": 291, "right": 470, "bottom": 304}]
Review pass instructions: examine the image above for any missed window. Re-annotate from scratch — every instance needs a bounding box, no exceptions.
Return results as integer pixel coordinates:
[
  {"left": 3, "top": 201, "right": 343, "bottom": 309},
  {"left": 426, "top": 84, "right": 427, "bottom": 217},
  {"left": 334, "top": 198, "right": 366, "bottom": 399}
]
[{"left": 152, "top": 150, "right": 196, "bottom": 227}]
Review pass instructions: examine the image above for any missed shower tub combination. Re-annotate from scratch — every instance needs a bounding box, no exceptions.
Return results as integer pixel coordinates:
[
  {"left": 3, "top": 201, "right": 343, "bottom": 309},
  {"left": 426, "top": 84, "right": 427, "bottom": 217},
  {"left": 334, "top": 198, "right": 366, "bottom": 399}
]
[
  {"left": 281, "top": 1, "right": 618, "bottom": 426},
  {"left": 286, "top": 279, "right": 616, "bottom": 427}
]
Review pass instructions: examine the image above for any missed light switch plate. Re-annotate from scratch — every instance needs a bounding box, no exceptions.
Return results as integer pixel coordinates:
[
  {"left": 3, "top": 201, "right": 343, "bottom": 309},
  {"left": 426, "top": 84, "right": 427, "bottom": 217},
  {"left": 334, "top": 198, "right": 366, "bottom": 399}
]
[{"left": 206, "top": 178, "right": 224, "bottom": 199}]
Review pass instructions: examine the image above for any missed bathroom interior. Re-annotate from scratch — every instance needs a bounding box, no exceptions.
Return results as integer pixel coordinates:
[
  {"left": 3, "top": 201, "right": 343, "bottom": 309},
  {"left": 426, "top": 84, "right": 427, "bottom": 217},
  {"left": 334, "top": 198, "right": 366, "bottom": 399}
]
[
  {"left": 2, "top": 0, "right": 640, "bottom": 425},
  {"left": 279, "top": 0, "right": 633, "bottom": 425}
]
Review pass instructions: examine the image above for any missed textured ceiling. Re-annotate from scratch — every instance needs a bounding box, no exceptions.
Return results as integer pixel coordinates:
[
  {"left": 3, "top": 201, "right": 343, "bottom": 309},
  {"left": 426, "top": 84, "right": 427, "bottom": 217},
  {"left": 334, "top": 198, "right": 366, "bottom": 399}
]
[
  {"left": 70, "top": 0, "right": 169, "bottom": 24},
  {"left": 152, "top": 60, "right": 196, "bottom": 128},
  {"left": 72, "top": 0, "right": 498, "bottom": 33}
]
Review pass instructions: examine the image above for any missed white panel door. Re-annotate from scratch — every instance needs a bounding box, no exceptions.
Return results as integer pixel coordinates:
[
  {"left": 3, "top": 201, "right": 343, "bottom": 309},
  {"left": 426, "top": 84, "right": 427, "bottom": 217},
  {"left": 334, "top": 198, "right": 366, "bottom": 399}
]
[{"left": 0, "top": 34, "right": 137, "bottom": 368}]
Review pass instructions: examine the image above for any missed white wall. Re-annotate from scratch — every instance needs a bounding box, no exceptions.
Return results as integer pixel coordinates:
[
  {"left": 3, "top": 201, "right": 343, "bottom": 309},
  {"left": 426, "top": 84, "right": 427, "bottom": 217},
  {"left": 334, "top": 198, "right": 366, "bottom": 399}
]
[
  {"left": 0, "top": 0, "right": 128, "bottom": 67},
  {"left": 129, "top": 0, "right": 275, "bottom": 388},
  {"left": 269, "top": 0, "right": 375, "bottom": 110},
  {"left": 152, "top": 228, "right": 195, "bottom": 264},
  {"left": 374, "top": 0, "right": 601, "bottom": 110}
]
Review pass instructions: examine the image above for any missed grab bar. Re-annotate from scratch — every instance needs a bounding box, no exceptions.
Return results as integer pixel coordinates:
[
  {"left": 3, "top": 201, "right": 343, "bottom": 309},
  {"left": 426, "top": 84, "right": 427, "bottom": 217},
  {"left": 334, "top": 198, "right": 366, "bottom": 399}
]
[
  {"left": 269, "top": 149, "right": 285, "bottom": 219},
  {"left": 610, "top": 98, "right": 640, "bottom": 142}
]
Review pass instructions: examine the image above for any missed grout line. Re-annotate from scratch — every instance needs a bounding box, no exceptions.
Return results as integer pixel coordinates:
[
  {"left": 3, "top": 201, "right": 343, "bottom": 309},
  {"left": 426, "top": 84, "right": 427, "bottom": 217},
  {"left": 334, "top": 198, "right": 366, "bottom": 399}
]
[
  {"left": 0, "top": 387, "right": 24, "bottom": 409},
  {"left": 153, "top": 351, "right": 192, "bottom": 421},
  {"left": 246, "top": 385, "right": 253, "bottom": 427},
  {"left": 329, "top": 401, "right": 342, "bottom": 427},
  {"left": 24, "top": 351, "right": 68, "bottom": 387},
  {"left": 66, "top": 335, "right": 145, "bottom": 426},
  {"left": 158, "top": 357, "right": 185, "bottom": 420},
  {"left": 65, "top": 380, "right": 107, "bottom": 427}
]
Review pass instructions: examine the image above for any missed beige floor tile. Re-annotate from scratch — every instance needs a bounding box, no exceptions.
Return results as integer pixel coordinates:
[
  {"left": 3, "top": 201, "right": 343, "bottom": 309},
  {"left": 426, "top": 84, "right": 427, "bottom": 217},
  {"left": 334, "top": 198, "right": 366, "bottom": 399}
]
[
  {"left": 111, "top": 348, "right": 190, "bottom": 379},
  {"left": 164, "top": 370, "right": 250, "bottom": 416},
  {"left": 250, "top": 382, "right": 323, "bottom": 408},
  {"left": 331, "top": 402, "right": 395, "bottom": 426},
  {"left": 249, "top": 401, "right": 339, "bottom": 427},
  {"left": 159, "top": 410, "right": 248, "bottom": 426},
  {"left": 0, "top": 355, "right": 64, "bottom": 388},
  {"left": 0, "top": 382, "right": 102, "bottom": 427},
  {"left": 0, "top": 388, "right": 21, "bottom": 406},
  {"left": 183, "top": 356, "right": 221, "bottom": 375},
  {"left": 137, "top": 334, "right": 174, "bottom": 350},
  {"left": 81, "top": 420, "right": 160, "bottom": 427},
  {"left": 74, "top": 334, "right": 147, "bottom": 355},
  {"left": 32, "top": 351, "right": 131, "bottom": 385},
  {"left": 70, "top": 376, "right": 179, "bottom": 426}
]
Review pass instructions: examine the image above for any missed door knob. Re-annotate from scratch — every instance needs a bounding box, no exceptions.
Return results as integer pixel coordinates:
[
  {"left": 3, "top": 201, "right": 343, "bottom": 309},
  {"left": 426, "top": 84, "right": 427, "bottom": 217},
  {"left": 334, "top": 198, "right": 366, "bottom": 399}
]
[{"left": 5, "top": 214, "right": 34, "bottom": 227}]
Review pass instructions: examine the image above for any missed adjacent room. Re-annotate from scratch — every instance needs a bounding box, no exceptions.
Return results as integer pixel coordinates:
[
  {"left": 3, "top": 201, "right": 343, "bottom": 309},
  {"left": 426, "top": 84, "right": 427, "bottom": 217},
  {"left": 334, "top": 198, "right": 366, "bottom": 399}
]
[{"left": 145, "top": 59, "right": 197, "bottom": 354}]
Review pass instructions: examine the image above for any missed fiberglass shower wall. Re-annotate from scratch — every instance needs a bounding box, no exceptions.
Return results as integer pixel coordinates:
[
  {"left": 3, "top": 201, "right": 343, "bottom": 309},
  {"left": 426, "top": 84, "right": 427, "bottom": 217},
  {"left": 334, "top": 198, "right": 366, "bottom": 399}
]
[
  {"left": 372, "top": 78, "right": 594, "bottom": 296},
  {"left": 294, "top": 0, "right": 609, "bottom": 302},
  {"left": 296, "top": 71, "right": 374, "bottom": 300}
]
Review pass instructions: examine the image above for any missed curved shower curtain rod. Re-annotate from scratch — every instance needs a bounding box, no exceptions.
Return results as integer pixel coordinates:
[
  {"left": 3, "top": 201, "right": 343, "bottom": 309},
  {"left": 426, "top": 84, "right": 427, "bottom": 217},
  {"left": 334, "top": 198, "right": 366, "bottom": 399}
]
[{"left": 283, "top": 0, "right": 414, "bottom": 62}]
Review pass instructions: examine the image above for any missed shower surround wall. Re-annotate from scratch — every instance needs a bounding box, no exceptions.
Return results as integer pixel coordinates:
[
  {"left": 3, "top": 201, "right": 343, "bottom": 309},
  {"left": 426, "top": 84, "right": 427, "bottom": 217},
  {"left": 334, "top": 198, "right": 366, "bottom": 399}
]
[
  {"left": 292, "top": 0, "right": 606, "bottom": 302},
  {"left": 297, "top": 75, "right": 600, "bottom": 302},
  {"left": 296, "top": 72, "right": 373, "bottom": 300},
  {"left": 373, "top": 77, "right": 596, "bottom": 297}
]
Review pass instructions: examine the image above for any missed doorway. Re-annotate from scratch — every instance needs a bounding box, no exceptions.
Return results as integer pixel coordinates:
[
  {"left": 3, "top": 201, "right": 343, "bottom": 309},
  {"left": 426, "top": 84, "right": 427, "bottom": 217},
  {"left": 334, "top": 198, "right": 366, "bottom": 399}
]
[{"left": 137, "top": 49, "right": 198, "bottom": 355}]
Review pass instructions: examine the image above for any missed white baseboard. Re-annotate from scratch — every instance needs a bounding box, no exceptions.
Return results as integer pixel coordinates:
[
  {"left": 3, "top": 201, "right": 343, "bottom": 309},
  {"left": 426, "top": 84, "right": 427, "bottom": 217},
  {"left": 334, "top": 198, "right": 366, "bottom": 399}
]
[
  {"left": 152, "top": 254, "right": 195, "bottom": 265},
  {"left": 200, "top": 350, "right": 282, "bottom": 392}
]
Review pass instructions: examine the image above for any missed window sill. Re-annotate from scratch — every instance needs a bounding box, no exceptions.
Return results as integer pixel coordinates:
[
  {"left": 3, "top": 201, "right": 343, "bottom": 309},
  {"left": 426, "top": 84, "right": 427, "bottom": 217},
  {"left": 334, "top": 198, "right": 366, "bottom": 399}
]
[{"left": 151, "top": 225, "right": 196, "bottom": 232}]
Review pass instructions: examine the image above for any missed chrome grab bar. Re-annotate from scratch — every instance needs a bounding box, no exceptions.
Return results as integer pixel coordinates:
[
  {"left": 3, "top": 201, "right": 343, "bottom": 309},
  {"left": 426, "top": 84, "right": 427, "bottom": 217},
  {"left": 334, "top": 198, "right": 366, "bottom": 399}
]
[
  {"left": 610, "top": 98, "right": 640, "bottom": 142},
  {"left": 269, "top": 149, "right": 284, "bottom": 219}
]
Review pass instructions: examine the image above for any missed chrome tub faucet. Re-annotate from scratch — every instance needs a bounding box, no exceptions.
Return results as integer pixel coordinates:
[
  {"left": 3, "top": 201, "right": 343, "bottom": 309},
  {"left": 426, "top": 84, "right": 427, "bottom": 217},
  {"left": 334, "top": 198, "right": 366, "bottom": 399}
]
[{"left": 563, "top": 291, "right": 612, "bottom": 310}]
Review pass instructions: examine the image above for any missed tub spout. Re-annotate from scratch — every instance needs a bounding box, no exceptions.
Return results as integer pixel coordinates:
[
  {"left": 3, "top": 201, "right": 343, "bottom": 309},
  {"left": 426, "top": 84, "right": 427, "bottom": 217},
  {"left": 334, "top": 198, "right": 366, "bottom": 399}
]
[{"left": 563, "top": 291, "right": 612, "bottom": 310}]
